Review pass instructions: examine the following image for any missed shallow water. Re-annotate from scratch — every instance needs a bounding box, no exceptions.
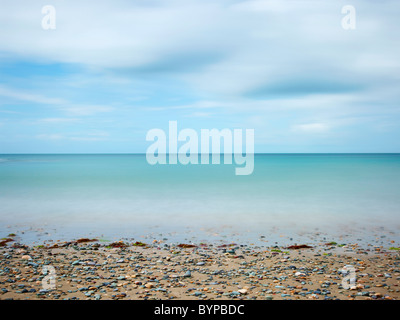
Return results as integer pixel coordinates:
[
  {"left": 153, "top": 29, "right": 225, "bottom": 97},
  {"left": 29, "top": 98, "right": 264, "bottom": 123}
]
[{"left": 1, "top": 154, "right": 399, "bottom": 245}]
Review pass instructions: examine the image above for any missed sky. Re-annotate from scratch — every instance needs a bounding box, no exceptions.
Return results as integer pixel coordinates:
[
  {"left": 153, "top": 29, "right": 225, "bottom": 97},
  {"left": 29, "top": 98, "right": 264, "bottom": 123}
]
[{"left": 0, "top": 0, "right": 399, "bottom": 153}]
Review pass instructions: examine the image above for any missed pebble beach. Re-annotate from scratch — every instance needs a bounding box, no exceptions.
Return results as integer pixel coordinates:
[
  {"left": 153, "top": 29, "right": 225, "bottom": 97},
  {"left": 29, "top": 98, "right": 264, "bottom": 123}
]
[{"left": 1, "top": 235, "right": 399, "bottom": 301}]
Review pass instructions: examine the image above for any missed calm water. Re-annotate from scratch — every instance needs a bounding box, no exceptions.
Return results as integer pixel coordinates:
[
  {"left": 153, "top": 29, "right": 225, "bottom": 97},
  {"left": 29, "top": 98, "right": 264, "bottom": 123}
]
[{"left": 0, "top": 154, "right": 399, "bottom": 244}]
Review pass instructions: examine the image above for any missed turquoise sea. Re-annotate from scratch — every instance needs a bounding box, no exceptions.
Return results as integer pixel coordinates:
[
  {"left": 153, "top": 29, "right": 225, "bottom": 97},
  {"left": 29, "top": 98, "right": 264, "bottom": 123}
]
[{"left": 0, "top": 154, "right": 399, "bottom": 245}]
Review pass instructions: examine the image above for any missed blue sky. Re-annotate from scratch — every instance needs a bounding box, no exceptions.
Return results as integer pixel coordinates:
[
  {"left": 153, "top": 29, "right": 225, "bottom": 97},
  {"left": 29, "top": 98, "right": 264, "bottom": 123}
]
[{"left": 0, "top": 0, "right": 400, "bottom": 153}]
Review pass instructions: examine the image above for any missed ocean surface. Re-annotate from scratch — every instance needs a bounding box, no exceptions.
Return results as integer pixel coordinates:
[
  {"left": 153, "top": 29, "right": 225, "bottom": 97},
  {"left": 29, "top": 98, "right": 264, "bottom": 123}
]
[{"left": 0, "top": 154, "right": 399, "bottom": 245}]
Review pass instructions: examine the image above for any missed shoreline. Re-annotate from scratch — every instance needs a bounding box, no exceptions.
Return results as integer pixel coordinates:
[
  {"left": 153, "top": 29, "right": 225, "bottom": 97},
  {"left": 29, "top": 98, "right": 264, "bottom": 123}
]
[
  {"left": 2, "top": 219, "right": 399, "bottom": 248},
  {"left": 1, "top": 236, "right": 399, "bottom": 300}
]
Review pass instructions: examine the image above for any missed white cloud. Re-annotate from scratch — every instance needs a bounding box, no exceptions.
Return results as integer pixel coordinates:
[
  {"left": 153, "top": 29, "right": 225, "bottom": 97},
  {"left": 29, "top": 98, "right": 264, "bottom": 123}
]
[
  {"left": 0, "top": 0, "right": 237, "bottom": 68},
  {"left": 36, "top": 133, "right": 64, "bottom": 140},
  {"left": 184, "top": 112, "right": 212, "bottom": 118},
  {"left": 1, "top": 0, "right": 400, "bottom": 152},
  {"left": 145, "top": 100, "right": 226, "bottom": 111},
  {"left": 39, "top": 118, "right": 80, "bottom": 123},
  {"left": 36, "top": 131, "right": 109, "bottom": 141},
  {"left": 69, "top": 136, "right": 107, "bottom": 141},
  {"left": 0, "top": 85, "right": 65, "bottom": 105},
  {"left": 292, "top": 123, "right": 330, "bottom": 133},
  {"left": 1, "top": 0, "right": 399, "bottom": 101},
  {"left": 0, "top": 85, "right": 114, "bottom": 116},
  {"left": 62, "top": 105, "right": 114, "bottom": 116}
]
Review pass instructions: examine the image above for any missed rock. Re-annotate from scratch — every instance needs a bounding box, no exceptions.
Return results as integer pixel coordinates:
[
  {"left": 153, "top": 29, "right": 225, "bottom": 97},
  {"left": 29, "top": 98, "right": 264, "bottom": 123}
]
[
  {"left": 75, "top": 238, "right": 98, "bottom": 244},
  {"left": 27, "top": 262, "right": 39, "bottom": 268},
  {"left": 286, "top": 245, "right": 313, "bottom": 250},
  {"left": 132, "top": 241, "right": 147, "bottom": 247},
  {"left": 177, "top": 244, "right": 197, "bottom": 248},
  {"left": 183, "top": 271, "right": 191, "bottom": 278},
  {"left": 295, "top": 272, "right": 306, "bottom": 277},
  {"left": 0, "top": 238, "right": 14, "bottom": 246},
  {"left": 21, "top": 255, "right": 32, "bottom": 260},
  {"left": 109, "top": 241, "right": 129, "bottom": 248},
  {"left": 145, "top": 283, "right": 154, "bottom": 289},
  {"left": 238, "top": 289, "right": 248, "bottom": 295}
]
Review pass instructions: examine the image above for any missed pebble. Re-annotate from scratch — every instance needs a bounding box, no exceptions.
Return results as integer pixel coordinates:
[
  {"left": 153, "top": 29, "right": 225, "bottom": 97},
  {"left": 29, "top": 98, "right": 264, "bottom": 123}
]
[
  {"left": 238, "top": 289, "right": 248, "bottom": 295},
  {"left": 0, "top": 237, "right": 398, "bottom": 301}
]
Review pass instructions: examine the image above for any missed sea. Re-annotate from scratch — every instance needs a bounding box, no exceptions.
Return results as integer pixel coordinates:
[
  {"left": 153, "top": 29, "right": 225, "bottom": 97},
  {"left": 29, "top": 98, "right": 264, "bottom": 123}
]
[{"left": 0, "top": 154, "right": 399, "bottom": 246}]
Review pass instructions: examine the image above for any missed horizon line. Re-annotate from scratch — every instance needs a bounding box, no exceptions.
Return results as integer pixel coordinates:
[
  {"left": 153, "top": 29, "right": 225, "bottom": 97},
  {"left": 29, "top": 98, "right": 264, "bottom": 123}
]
[{"left": 1, "top": 152, "right": 400, "bottom": 155}]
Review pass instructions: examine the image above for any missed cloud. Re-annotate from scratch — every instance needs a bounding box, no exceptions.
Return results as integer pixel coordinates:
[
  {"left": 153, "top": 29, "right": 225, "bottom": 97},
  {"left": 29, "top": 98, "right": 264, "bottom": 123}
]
[
  {"left": 0, "top": 0, "right": 238, "bottom": 68},
  {"left": 1, "top": 0, "right": 400, "bottom": 152},
  {"left": 184, "top": 112, "right": 212, "bottom": 118},
  {"left": 69, "top": 136, "right": 108, "bottom": 141},
  {"left": 0, "top": 85, "right": 65, "bottom": 105},
  {"left": 39, "top": 118, "right": 80, "bottom": 123},
  {"left": 36, "top": 131, "right": 109, "bottom": 141},
  {"left": 62, "top": 105, "right": 114, "bottom": 116},
  {"left": 145, "top": 100, "right": 225, "bottom": 111},
  {"left": 36, "top": 133, "right": 64, "bottom": 140},
  {"left": 292, "top": 123, "right": 331, "bottom": 133},
  {"left": 0, "top": 85, "right": 114, "bottom": 116},
  {"left": 246, "top": 78, "right": 365, "bottom": 99},
  {"left": 1, "top": 0, "right": 399, "bottom": 101}
]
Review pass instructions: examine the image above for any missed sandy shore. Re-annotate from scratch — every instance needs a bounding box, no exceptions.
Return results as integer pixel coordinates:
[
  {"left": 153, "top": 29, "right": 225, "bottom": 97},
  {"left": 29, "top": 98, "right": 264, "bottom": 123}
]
[{"left": 0, "top": 237, "right": 399, "bottom": 300}]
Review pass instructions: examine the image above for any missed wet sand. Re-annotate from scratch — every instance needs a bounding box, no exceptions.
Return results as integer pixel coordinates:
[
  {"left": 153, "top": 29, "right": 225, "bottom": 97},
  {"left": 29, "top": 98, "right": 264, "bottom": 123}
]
[{"left": 1, "top": 236, "right": 399, "bottom": 300}]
